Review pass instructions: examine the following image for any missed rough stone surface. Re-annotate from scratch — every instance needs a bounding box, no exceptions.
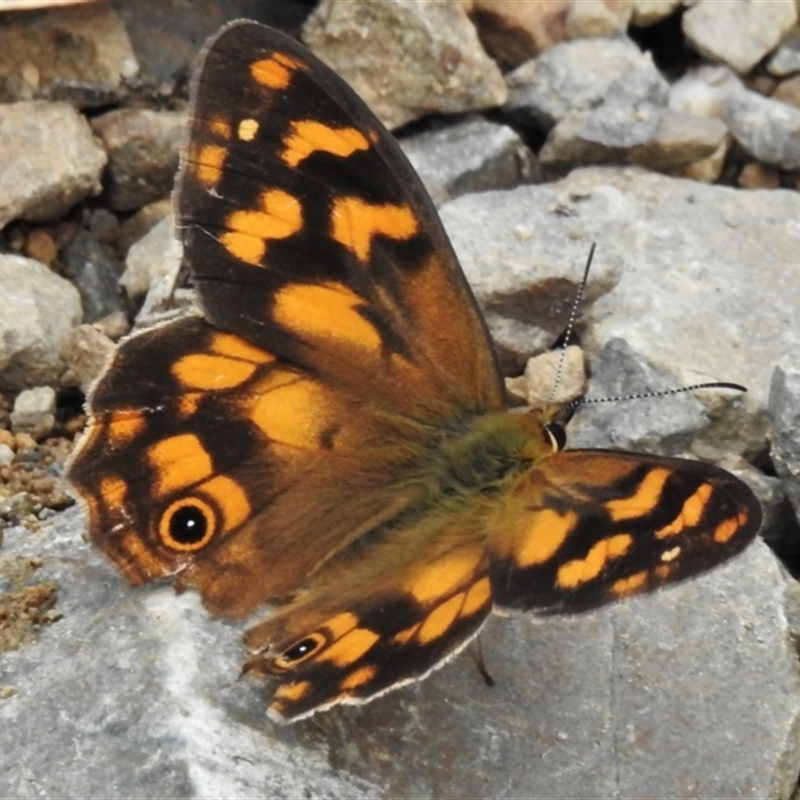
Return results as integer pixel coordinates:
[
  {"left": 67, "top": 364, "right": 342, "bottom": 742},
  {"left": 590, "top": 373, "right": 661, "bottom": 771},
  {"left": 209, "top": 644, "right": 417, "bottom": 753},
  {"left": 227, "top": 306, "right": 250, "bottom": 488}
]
[
  {"left": 683, "top": 0, "right": 797, "bottom": 74},
  {"left": 440, "top": 166, "right": 799, "bottom": 454},
  {"left": 0, "top": 505, "right": 797, "bottom": 799},
  {"left": 630, "top": 0, "right": 682, "bottom": 27},
  {"left": 400, "top": 116, "right": 539, "bottom": 207},
  {"left": 60, "top": 325, "right": 116, "bottom": 395},
  {"left": 505, "top": 36, "right": 668, "bottom": 131},
  {"left": 121, "top": 215, "right": 179, "bottom": 302},
  {"left": 9, "top": 387, "right": 56, "bottom": 442},
  {"left": 91, "top": 108, "right": 186, "bottom": 212},
  {"left": 769, "top": 366, "right": 800, "bottom": 527},
  {"left": 0, "top": 3, "right": 138, "bottom": 105},
  {"left": 0, "top": 101, "right": 107, "bottom": 228},
  {"left": 540, "top": 103, "right": 727, "bottom": 175},
  {"left": 62, "top": 229, "right": 126, "bottom": 323},
  {"left": 301, "top": 0, "right": 507, "bottom": 130},
  {"left": 0, "top": 255, "right": 82, "bottom": 392}
]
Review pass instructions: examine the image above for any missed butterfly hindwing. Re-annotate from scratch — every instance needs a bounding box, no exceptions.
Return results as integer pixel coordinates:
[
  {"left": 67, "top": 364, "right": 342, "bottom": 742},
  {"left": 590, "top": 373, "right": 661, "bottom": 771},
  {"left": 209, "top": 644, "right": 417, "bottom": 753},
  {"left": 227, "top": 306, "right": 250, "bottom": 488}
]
[{"left": 488, "top": 450, "right": 761, "bottom": 613}]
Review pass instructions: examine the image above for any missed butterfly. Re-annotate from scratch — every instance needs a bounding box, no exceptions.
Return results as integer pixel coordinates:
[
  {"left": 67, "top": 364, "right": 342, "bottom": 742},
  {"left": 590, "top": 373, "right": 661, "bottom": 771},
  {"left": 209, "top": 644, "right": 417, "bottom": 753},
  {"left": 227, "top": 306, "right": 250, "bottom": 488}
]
[{"left": 67, "top": 20, "right": 762, "bottom": 723}]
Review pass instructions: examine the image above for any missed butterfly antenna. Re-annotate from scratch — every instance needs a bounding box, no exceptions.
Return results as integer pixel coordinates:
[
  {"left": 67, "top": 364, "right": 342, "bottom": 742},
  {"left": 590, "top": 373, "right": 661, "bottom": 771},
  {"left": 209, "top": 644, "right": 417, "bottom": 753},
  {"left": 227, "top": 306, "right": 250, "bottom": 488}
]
[
  {"left": 563, "top": 381, "right": 747, "bottom": 412},
  {"left": 549, "top": 243, "right": 595, "bottom": 403}
]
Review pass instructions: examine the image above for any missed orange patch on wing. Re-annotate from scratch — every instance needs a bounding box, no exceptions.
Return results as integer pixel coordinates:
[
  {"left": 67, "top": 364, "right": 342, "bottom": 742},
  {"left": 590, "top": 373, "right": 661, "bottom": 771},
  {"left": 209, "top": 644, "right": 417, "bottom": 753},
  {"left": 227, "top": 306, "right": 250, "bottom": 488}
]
[
  {"left": 557, "top": 534, "right": 633, "bottom": 589},
  {"left": 325, "top": 612, "right": 359, "bottom": 639},
  {"left": 319, "top": 628, "right": 380, "bottom": 668},
  {"left": 221, "top": 188, "right": 302, "bottom": 266},
  {"left": 107, "top": 412, "right": 145, "bottom": 447},
  {"left": 250, "top": 52, "right": 303, "bottom": 89},
  {"left": 714, "top": 511, "right": 747, "bottom": 543},
  {"left": 610, "top": 570, "right": 648, "bottom": 597},
  {"left": 211, "top": 332, "right": 274, "bottom": 363},
  {"left": 281, "top": 120, "right": 370, "bottom": 167},
  {"left": 513, "top": 508, "right": 577, "bottom": 567},
  {"left": 147, "top": 434, "right": 213, "bottom": 497},
  {"left": 172, "top": 353, "right": 257, "bottom": 391},
  {"left": 209, "top": 117, "right": 232, "bottom": 139},
  {"left": 405, "top": 548, "right": 483, "bottom": 604},
  {"left": 274, "top": 680, "right": 311, "bottom": 702},
  {"left": 273, "top": 282, "right": 381, "bottom": 354},
  {"left": 176, "top": 393, "right": 202, "bottom": 417},
  {"left": 99, "top": 475, "right": 127, "bottom": 508},
  {"left": 461, "top": 577, "right": 491, "bottom": 617},
  {"left": 248, "top": 374, "right": 329, "bottom": 449},
  {"left": 656, "top": 483, "right": 712, "bottom": 538},
  {"left": 392, "top": 623, "right": 420, "bottom": 645},
  {"left": 340, "top": 665, "right": 377, "bottom": 691},
  {"left": 417, "top": 593, "right": 464, "bottom": 645},
  {"left": 331, "top": 197, "right": 418, "bottom": 262},
  {"left": 201, "top": 475, "right": 250, "bottom": 531},
  {"left": 605, "top": 468, "right": 671, "bottom": 522},
  {"left": 192, "top": 143, "right": 227, "bottom": 187}
]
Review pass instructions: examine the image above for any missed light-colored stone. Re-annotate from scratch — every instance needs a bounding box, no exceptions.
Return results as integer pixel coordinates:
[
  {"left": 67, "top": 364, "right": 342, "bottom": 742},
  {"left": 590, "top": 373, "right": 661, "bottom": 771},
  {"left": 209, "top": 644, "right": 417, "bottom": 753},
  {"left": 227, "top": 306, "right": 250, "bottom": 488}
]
[
  {"left": 439, "top": 166, "right": 800, "bottom": 457},
  {"left": 0, "top": 507, "right": 795, "bottom": 798},
  {"left": 302, "top": 0, "right": 507, "bottom": 130},
  {"left": 630, "top": 0, "right": 682, "bottom": 27},
  {"left": 565, "top": 0, "right": 632, "bottom": 39},
  {"left": 91, "top": 109, "right": 186, "bottom": 212},
  {"left": 9, "top": 387, "right": 56, "bottom": 441},
  {"left": 60, "top": 325, "right": 116, "bottom": 396},
  {"left": 121, "top": 216, "right": 179, "bottom": 302},
  {"left": 505, "top": 37, "right": 668, "bottom": 131},
  {"left": 683, "top": 0, "right": 798, "bottom": 74},
  {"left": 0, "top": 101, "right": 107, "bottom": 227},
  {"left": 400, "top": 116, "right": 539, "bottom": 206},
  {"left": 0, "top": 255, "right": 82, "bottom": 392}
]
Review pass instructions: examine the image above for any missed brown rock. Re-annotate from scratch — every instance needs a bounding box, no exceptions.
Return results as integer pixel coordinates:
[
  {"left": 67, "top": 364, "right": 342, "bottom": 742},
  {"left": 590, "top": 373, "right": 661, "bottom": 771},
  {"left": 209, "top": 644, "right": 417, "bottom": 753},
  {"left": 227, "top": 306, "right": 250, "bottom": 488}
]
[{"left": 302, "top": 0, "right": 507, "bottom": 130}]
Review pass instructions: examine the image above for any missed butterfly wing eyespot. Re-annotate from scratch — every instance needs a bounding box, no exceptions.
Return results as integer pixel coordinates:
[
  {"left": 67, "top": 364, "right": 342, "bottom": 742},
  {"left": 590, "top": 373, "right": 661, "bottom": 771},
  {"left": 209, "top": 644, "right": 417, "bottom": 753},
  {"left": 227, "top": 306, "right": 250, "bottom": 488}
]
[
  {"left": 273, "top": 633, "right": 327, "bottom": 669},
  {"left": 159, "top": 497, "right": 217, "bottom": 552}
]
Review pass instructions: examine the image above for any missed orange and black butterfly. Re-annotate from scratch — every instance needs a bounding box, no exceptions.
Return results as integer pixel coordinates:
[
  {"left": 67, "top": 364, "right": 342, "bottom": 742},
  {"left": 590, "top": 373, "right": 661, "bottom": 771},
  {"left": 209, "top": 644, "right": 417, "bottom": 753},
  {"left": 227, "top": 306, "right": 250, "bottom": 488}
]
[{"left": 67, "top": 21, "right": 761, "bottom": 722}]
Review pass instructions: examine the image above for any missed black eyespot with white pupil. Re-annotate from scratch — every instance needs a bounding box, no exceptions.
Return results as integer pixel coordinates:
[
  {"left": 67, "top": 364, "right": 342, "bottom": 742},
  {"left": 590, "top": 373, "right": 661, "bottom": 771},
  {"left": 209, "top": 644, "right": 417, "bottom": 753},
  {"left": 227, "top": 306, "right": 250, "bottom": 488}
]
[{"left": 159, "top": 497, "right": 218, "bottom": 551}]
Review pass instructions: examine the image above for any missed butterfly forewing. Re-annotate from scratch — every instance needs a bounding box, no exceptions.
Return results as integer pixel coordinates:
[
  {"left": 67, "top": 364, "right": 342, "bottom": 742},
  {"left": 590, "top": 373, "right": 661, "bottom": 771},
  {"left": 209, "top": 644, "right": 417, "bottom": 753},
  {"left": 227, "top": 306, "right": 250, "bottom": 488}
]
[{"left": 177, "top": 22, "right": 504, "bottom": 421}]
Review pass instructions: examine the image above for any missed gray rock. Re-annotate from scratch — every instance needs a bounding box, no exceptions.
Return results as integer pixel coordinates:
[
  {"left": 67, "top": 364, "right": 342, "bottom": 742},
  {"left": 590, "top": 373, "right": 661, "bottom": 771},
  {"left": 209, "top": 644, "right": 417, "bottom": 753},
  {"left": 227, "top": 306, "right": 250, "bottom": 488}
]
[
  {"left": 440, "top": 167, "right": 800, "bottom": 450},
  {"left": 0, "top": 504, "right": 795, "bottom": 798},
  {"left": 671, "top": 64, "right": 800, "bottom": 170},
  {"left": 568, "top": 338, "right": 709, "bottom": 453},
  {"left": 723, "top": 79, "right": 800, "bottom": 170},
  {"left": 505, "top": 37, "right": 668, "bottom": 131},
  {"left": 400, "top": 116, "right": 539, "bottom": 207},
  {"left": 0, "top": 101, "right": 107, "bottom": 228},
  {"left": 540, "top": 103, "right": 727, "bottom": 176},
  {"left": 683, "top": 0, "right": 797, "bottom": 75},
  {"left": 0, "top": 254, "right": 82, "bottom": 392},
  {"left": 62, "top": 229, "right": 126, "bottom": 324},
  {"left": 91, "top": 109, "right": 186, "bottom": 212},
  {"left": 301, "top": 0, "right": 507, "bottom": 130},
  {"left": 769, "top": 366, "right": 800, "bottom": 527},
  {"left": 9, "top": 386, "right": 56, "bottom": 442},
  {"left": 121, "top": 215, "right": 181, "bottom": 302},
  {"left": 768, "top": 35, "right": 800, "bottom": 76}
]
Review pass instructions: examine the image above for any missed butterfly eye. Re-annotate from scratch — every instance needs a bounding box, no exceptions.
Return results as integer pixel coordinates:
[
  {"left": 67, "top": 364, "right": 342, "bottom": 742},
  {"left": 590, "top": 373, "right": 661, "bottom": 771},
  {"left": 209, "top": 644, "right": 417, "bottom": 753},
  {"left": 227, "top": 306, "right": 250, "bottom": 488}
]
[
  {"left": 545, "top": 422, "right": 567, "bottom": 452},
  {"left": 274, "top": 633, "right": 326, "bottom": 669},
  {"left": 159, "top": 497, "right": 218, "bottom": 551}
]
